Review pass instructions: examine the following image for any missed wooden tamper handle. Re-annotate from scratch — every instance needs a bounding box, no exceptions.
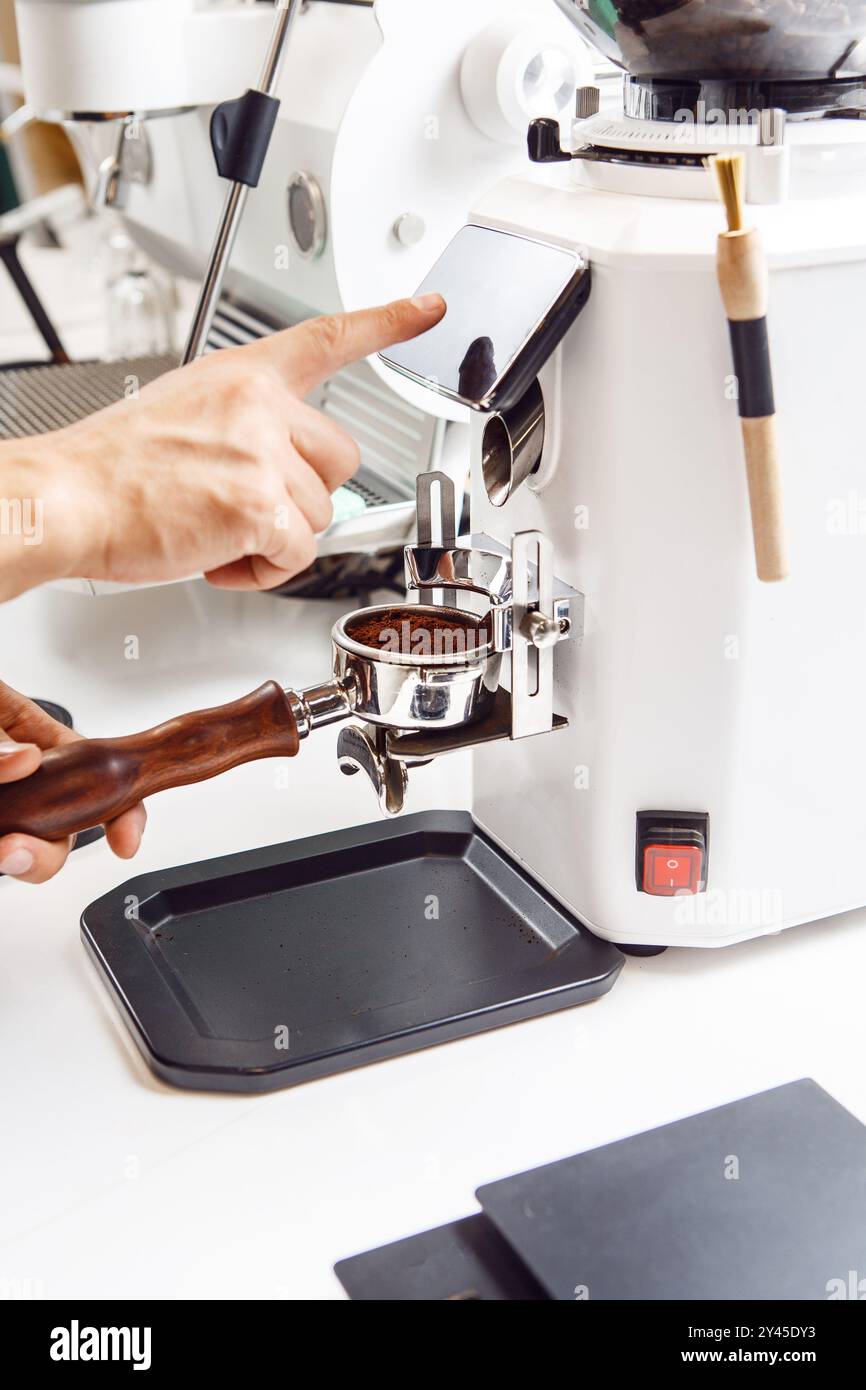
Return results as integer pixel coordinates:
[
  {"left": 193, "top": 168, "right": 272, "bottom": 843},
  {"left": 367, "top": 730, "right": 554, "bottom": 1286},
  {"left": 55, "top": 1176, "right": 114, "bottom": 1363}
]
[{"left": 0, "top": 681, "right": 301, "bottom": 842}]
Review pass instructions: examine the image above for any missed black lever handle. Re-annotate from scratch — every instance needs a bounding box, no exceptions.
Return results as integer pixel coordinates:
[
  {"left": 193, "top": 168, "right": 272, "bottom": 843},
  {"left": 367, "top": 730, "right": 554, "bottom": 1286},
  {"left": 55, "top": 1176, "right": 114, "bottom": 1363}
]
[{"left": 527, "top": 118, "right": 573, "bottom": 165}]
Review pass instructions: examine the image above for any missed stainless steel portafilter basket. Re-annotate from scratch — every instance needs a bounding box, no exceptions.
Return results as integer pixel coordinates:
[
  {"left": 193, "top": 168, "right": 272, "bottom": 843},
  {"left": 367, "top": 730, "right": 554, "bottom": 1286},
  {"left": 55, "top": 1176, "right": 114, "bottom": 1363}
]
[{"left": 289, "top": 604, "right": 502, "bottom": 739}]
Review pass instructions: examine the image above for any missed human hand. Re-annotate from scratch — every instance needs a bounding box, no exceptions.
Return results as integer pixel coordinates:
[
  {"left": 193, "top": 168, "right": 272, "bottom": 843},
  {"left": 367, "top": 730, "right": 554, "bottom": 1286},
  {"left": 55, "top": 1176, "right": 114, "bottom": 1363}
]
[
  {"left": 0, "top": 683, "right": 146, "bottom": 884},
  {"left": 0, "top": 295, "right": 445, "bottom": 600}
]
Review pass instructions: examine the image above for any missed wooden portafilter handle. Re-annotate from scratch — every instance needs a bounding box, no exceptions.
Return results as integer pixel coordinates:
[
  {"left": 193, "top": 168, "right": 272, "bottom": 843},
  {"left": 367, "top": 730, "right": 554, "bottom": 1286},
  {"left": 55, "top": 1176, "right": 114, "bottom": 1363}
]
[
  {"left": 0, "top": 681, "right": 302, "bottom": 842},
  {"left": 716, "top": 227, "right": 788, "bottom": 583}
]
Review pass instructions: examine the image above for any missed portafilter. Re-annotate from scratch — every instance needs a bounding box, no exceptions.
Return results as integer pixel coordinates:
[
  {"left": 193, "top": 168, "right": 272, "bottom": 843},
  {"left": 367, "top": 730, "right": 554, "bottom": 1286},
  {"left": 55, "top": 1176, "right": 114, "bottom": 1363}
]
[{"left": 0, "top": 604, "right": 500, "bottom": 843}]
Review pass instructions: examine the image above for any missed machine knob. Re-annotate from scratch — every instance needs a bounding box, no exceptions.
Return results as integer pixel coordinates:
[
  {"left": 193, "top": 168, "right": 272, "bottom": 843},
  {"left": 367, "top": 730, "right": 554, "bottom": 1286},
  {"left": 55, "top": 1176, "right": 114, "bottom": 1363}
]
[
  {"left": 393, "top": 213, "right": 426, "bottom": 248},
  {"left": 575, "top": 85, "right": 600, "bottom": 120},
  {"left": 459, "top": 13, "right": 593, "bottom": 146},
  {"left": 527, "top": 117, "right": 572, "bottom": 164},
  {"left": 520, "top": 610, "right": 567, "bottom": 650}
]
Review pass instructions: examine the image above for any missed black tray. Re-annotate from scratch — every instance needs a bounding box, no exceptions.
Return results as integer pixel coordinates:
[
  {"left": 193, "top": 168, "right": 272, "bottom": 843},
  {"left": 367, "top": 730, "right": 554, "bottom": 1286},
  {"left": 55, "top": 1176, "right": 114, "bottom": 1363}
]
[{"left": 81, "top": 811, "right": 623, "bottom": 1093}]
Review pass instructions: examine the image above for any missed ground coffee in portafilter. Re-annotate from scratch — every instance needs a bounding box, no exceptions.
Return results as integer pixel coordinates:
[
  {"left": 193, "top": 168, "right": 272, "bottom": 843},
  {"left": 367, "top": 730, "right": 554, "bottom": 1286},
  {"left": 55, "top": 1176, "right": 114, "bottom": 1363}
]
[{"left": 344, "top": 607, "right": 491, "bottom": 659}]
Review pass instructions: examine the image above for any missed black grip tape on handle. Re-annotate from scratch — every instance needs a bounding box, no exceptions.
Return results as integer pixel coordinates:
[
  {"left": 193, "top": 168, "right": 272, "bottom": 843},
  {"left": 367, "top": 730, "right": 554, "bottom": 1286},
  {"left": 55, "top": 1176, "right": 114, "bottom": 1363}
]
[{"left": 728, "top": 317, "right": 775, "bottom": 419}]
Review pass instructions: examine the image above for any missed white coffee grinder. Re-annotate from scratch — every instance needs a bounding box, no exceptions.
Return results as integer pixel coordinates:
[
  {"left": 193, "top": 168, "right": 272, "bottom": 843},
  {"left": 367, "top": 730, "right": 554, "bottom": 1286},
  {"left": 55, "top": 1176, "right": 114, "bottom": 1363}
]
[
  {"left": 380, "top": 0, "right": 866, "bottom": 950},
  {"left": 10, "top": 2, "right": 866, "bottom": 957}
]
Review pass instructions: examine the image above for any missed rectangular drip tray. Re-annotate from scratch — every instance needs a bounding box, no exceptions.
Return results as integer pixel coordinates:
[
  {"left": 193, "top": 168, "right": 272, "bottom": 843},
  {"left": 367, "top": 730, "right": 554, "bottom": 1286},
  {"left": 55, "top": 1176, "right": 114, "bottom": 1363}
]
[{"left": 81, "top": 812, "right": 623, "bottom": 1093}]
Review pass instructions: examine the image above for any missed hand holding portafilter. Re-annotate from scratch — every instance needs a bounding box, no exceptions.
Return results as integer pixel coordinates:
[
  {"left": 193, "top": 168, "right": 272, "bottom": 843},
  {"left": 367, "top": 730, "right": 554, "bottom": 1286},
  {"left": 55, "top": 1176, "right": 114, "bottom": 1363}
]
[
  {"left": 0, "top": 607, "right": 497, "bottom": 844},
  {"left": 0, "top": 685, "right": 146, "bottom": 885},
  {"left": 711, "top": 151, "right": 788, "bottom": 583}
]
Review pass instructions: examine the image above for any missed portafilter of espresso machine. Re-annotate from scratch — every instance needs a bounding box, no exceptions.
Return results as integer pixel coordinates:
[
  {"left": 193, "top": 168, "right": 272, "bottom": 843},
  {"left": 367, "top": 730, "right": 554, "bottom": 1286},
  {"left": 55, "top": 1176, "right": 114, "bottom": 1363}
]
[{"left": 0, "top": 475, "right": 580, "bottom": 831}]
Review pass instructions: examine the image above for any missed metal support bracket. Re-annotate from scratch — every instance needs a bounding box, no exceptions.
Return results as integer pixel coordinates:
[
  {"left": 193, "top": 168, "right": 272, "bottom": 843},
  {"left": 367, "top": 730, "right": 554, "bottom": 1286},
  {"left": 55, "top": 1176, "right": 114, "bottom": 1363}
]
[
  {"left": 406, "top": 475, "right": 583, "bottom": 742},
  {"left": 338, "top": 473, "right": 580, "bottom": 813},
  {"left": 511, "top": 531, "right": 554, "bottom": 739},
  {"left": 337, "top": 693, "right": 569, "bottom": 817},
  {"left": 415, "top": 470, "right": 458, "bottom": 606}
]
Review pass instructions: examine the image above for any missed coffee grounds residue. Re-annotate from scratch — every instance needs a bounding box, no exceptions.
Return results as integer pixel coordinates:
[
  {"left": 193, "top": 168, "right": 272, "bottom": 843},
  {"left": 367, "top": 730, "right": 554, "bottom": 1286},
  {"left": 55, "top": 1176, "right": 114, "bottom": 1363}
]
[{"left": 345, "top": 607, "right": 490, "bottom": 655}]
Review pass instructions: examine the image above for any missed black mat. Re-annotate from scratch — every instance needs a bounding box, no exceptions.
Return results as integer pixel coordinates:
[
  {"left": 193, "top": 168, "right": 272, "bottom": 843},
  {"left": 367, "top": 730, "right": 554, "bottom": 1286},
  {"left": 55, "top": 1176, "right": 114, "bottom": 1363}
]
[
  {"left": 335, "top": 1214, "right": 547, "bottom": 1301},
  {"left": 476, "top": 1079, "right": 866, "bottom": 1301},
  {"left": 81, "top": 811, "right": 622, "bottom": 1092},
  {"left": 336, "top": 1081, "right": 866, "bottom": 1301}
]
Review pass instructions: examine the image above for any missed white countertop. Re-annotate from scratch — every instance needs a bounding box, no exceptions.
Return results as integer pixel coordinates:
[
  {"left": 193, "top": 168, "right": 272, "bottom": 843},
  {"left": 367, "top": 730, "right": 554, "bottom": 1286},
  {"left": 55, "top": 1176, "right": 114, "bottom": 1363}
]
[
  {"left": 3, "top": 243, "right": 866, "bottom": 1302},
  {"left": 3, "top": 579, "right": 866, "bottom": 1303}
]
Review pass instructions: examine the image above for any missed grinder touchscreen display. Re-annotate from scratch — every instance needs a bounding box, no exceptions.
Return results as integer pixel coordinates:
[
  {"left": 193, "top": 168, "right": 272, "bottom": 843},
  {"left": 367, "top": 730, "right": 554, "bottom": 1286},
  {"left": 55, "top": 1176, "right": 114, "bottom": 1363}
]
[{"left": 379, "top": 225, "right": 584, "bottom": 411}]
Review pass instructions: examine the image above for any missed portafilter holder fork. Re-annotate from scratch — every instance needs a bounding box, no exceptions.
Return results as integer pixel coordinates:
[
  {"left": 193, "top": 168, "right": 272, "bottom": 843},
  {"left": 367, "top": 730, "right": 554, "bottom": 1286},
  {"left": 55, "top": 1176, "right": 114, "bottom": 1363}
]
[{"left": 333, "top": 472, "right": 582, "bottom": 811}]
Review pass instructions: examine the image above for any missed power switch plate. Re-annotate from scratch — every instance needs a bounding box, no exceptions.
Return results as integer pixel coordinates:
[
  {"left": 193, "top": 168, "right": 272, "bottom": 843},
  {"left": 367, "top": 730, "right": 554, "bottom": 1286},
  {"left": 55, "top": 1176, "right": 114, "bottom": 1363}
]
[{"left": 636, "top": 810, "right": 709, "bottom": 896}]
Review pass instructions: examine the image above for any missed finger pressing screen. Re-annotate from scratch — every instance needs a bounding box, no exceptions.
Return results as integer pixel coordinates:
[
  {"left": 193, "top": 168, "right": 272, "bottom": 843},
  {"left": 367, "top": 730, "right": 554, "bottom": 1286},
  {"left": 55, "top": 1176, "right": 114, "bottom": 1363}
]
[{"left": 264, "top": 295, "right": 446, "bottom": 398}]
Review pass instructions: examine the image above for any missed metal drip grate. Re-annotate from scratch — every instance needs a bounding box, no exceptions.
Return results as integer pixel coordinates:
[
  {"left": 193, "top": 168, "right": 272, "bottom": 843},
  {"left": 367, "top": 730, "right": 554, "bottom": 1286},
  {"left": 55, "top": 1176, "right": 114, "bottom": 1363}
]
[{"left": 0, "top": 354, "right": 178, "bottom": 439}]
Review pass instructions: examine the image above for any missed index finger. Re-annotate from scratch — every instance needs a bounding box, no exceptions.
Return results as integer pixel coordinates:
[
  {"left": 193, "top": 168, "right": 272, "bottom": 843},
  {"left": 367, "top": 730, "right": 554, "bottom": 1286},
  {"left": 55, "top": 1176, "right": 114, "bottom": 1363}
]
[{"left": 257, "top": 294, "right": 446, "bottom": 397}]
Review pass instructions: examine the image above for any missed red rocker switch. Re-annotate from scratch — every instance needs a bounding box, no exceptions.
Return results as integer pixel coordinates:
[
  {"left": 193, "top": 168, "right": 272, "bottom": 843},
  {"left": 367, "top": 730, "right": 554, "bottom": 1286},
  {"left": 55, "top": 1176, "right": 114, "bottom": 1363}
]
[{"left": 636, "top": 812, "right": 709, "bottom": 896}]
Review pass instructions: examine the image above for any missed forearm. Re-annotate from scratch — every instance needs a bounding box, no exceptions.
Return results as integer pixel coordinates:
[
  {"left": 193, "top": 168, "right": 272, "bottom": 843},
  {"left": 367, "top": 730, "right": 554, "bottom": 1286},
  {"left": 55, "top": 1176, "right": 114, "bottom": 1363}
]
[{"left": 0, "top": 439, "right": 95, "bottom": 602}]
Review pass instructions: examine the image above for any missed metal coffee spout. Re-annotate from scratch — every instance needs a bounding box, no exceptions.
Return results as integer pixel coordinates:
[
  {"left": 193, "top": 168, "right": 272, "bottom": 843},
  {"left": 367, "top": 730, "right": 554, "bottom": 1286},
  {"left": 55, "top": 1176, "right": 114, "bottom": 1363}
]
[
  {"left": 481, "top": 378, "right": 545, "bottom": 508},
  {"left": 336, "top": 725, "right": 414, "bottom": 818}
]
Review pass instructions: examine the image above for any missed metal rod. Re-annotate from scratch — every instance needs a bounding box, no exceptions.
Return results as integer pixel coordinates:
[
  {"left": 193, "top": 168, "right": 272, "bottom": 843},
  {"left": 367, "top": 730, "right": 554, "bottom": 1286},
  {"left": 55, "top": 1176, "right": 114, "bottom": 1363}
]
[
  {"left": 256, "top": 0, "right": 301, "bottom": 97},
  {"left": 182, "top": 182, "right": 249, "bottom": 365},
  {"left": 181, "top": 0, "right": 301, "bottom": 366},
  {"left": 288, "top": 679, "right": 355, "bottom": 741},
  {"left": 0, "top": 237, "right": 69, "bottom": 364}
]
